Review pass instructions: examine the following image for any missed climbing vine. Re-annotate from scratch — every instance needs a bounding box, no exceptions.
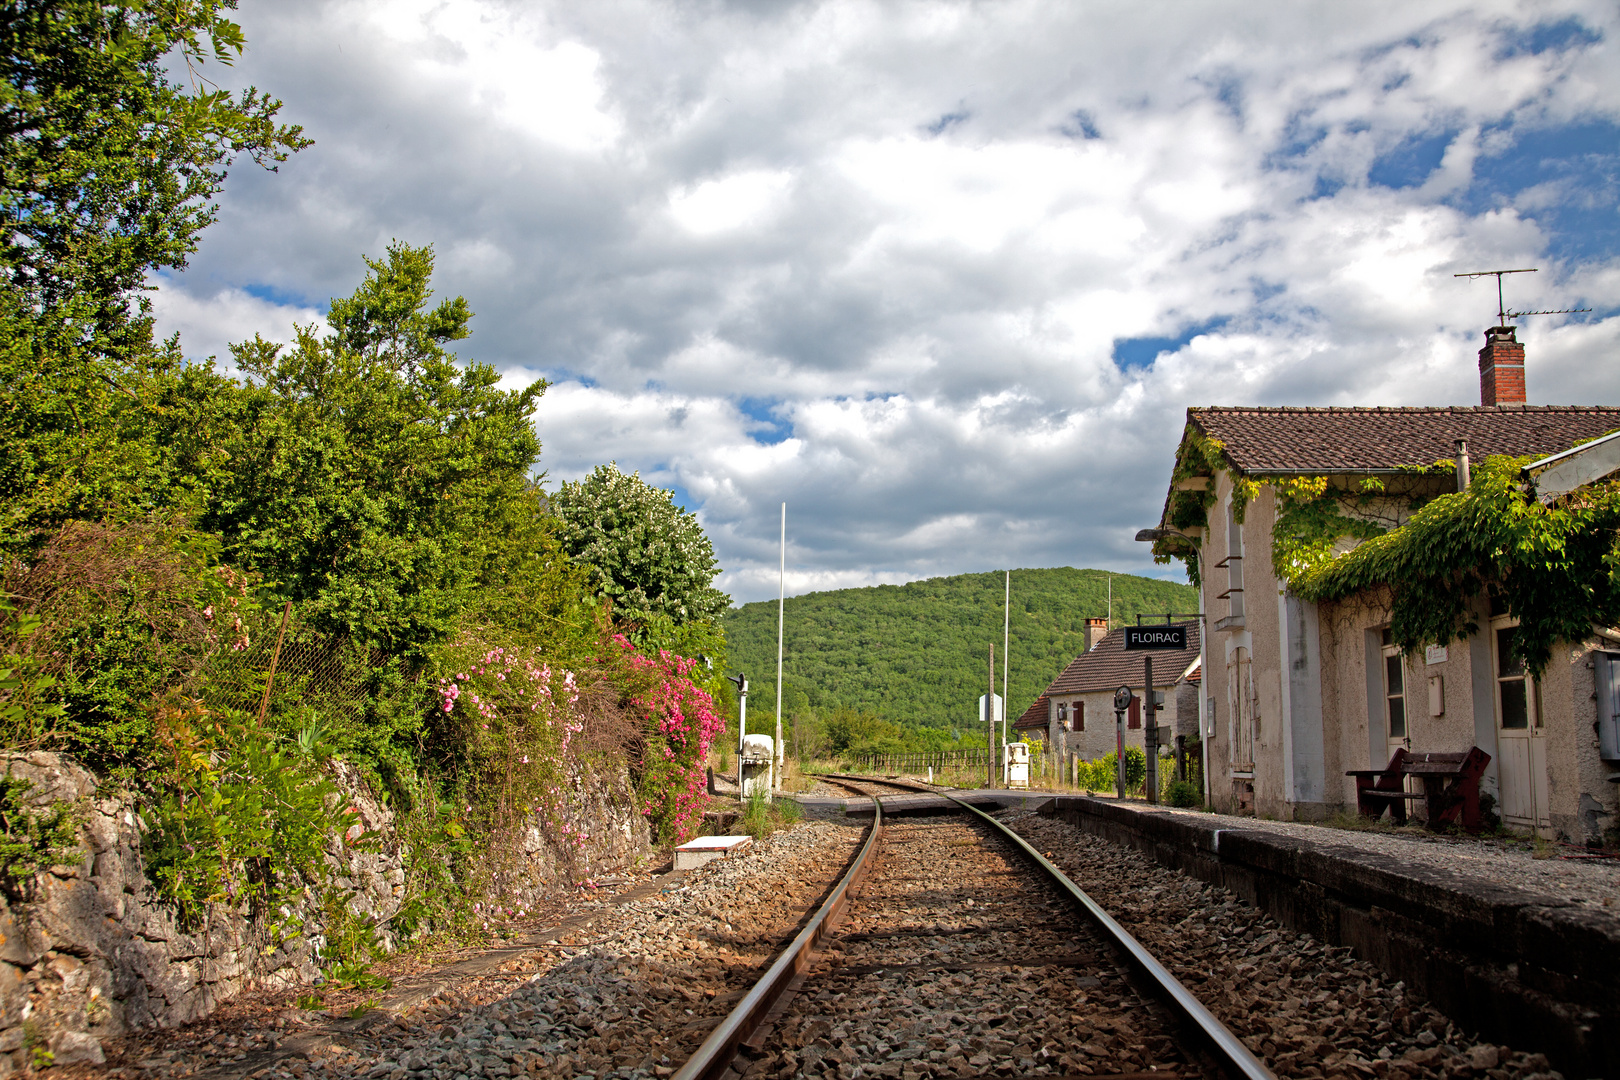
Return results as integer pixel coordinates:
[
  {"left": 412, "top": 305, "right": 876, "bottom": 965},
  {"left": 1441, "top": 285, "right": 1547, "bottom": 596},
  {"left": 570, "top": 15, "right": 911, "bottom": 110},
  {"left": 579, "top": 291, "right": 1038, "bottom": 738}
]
[
  {"left": 1154, "top": 424, "right": 1454, "bottom": 590},
  {"left": 1269, "top": 476, "right": 1392, "bottom": 581},
  {"left": 1293, "top": 454, "right": 1620, "bottom": 676},
  {"left": 1154, "top": 426, "right": 1232, "bottom": 586}
]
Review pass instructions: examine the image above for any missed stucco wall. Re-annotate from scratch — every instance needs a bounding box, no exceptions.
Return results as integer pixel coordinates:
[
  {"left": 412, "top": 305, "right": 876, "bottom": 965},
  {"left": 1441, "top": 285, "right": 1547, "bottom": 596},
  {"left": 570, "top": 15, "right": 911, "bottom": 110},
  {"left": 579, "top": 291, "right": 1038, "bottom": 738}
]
[
  {"left": 1551, "top": 637, "right": 1620, "bottom": 843},
  {"left": 1049, "top": 688, "right": 1182, "bottom": 762}
]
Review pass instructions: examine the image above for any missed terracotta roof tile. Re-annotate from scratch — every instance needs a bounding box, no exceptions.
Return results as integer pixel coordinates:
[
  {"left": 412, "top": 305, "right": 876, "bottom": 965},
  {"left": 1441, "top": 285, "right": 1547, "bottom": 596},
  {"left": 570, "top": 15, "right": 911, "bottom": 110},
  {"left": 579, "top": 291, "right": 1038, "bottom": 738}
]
[
  {"left": 1013, "top": 694, "right": 1048, "bottom": 730},
  {"left": 1188, "top": 406, "right": 1620, "bottom": 474}
]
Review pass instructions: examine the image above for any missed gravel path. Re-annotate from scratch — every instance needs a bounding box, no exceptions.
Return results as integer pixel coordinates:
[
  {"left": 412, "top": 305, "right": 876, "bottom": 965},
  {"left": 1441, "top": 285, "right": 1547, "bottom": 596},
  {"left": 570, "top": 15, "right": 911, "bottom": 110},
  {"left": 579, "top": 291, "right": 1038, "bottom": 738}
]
[
  {"left": 1006, "top": 809, "right": 1565, "bottom": 1080},
  {"left": 105, "top": 819, "right": 865, "bottom": 1080},
  {"left": 1130, "top": 805, "right": 1620, "bottom": 914}
]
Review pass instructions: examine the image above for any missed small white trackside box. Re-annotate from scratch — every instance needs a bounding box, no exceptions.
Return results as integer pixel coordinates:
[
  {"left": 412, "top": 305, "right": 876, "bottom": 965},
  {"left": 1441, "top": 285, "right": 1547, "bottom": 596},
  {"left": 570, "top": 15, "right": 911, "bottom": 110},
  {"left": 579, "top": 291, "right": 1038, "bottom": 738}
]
[{"left": 673, "top": 834, "right": 753, "bottom": 870}]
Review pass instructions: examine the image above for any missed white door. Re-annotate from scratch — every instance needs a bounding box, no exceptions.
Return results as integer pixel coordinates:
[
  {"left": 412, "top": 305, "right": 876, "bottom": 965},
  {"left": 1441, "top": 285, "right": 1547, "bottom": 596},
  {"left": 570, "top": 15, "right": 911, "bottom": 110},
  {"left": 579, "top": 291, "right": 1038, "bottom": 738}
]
[
  {"left": 1492, "top": 622, "right": 1551, "bottom": 833},
  {"left": 1380, "top": 631, "right": 1410, "bottom": 765}
]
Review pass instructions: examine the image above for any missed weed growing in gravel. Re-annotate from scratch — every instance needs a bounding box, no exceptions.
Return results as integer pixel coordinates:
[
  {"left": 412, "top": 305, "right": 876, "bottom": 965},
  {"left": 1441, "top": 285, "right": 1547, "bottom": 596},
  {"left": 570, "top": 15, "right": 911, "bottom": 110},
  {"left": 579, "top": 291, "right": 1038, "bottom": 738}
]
[{"left": 740, "top": 790, "right": 803, "bottom": 839}]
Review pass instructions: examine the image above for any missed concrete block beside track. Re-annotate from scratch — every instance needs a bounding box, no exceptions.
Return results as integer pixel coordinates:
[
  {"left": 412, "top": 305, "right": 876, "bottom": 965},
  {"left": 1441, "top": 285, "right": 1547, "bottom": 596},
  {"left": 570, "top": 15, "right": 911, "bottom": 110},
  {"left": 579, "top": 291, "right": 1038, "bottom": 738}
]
[{"left": 1038, "top": 795, "right": 1619, "bottom": 1079}]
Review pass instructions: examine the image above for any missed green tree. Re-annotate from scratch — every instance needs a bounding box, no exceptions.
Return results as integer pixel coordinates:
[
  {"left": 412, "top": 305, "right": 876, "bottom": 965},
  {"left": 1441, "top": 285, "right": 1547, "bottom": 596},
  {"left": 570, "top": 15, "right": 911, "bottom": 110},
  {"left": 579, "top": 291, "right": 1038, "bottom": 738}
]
[
  {"left": 0, "top": 0, "right": 308, "bottom": 549},
  {"left": 551, "top": 463, "right": 730, "bottom": 630},
  {"left": 199, "top": 243, "right": 551, "bottom": 662}
]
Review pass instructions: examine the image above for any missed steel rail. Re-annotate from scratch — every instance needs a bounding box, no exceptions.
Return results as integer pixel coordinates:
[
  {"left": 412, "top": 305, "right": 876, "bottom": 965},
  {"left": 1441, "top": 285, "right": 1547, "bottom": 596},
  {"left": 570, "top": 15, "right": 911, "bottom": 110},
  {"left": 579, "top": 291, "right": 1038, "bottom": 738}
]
[
  {"left": 670, "top": 790, "right": 884, "bottom": 1080},
  {"left": 816, "top": 773, "right": 1273, "bottom": 1079},
  {"left": 693, "top": 773, "right": 1274, "bottom": 1079},
  {"left": 939, "top": 790, "right": 1276, "bottom": 1080}
]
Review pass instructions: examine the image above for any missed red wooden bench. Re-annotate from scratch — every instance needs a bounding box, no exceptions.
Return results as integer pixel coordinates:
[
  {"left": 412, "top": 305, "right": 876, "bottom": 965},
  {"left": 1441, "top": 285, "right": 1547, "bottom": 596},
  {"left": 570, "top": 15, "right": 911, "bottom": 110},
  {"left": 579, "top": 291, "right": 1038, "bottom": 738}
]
[{"left": 1346, "top": 747, "right": 1492, "bottom": 833}]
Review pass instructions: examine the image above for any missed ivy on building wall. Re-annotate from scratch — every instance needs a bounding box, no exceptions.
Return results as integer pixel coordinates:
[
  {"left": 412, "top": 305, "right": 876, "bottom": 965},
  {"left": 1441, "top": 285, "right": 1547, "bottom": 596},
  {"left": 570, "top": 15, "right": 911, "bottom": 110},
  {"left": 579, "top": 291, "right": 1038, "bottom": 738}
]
[
  {"left": 1293, "top": 454, "right": 1620, "bottom": 676},
  {"left": 1154, "top": 426, "right": 1230, "bottom": 586},
  {"left": 1269, "top": 476, "right": 1391, "bottom": 581}
]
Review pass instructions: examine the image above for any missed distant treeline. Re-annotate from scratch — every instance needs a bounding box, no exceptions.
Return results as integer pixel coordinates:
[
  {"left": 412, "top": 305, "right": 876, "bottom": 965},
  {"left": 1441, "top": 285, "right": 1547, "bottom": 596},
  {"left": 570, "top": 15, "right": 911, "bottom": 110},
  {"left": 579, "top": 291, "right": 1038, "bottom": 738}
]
[{"left": 722, "top": 567, "right": 1196, "bottom": 740}]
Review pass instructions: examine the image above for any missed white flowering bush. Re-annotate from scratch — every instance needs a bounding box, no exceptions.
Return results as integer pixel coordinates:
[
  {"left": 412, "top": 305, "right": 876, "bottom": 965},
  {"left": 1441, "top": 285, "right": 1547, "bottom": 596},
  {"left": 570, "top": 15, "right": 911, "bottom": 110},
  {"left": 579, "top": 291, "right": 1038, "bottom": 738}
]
[{"left": 551, "top": 463, "right": 729, "bottom": 628}]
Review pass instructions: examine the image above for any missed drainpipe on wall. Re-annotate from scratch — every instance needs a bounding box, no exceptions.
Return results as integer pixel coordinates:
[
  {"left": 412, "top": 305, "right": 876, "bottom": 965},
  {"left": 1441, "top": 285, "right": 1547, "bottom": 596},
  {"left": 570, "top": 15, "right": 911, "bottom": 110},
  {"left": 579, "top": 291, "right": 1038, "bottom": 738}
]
[{"left": 1455, "top": 438, "right": 1472, "bottom": 492}]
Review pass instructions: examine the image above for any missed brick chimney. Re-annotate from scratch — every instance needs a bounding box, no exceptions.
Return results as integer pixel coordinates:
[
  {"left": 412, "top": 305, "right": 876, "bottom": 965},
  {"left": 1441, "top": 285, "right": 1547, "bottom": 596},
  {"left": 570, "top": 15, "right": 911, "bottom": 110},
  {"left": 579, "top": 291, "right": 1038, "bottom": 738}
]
[
  {"left": 1084, "top": 617, "right": 1108, "bottom": 652},
  {"left": 1479, "top": 325, "right": 1526, "bottom": 406}
]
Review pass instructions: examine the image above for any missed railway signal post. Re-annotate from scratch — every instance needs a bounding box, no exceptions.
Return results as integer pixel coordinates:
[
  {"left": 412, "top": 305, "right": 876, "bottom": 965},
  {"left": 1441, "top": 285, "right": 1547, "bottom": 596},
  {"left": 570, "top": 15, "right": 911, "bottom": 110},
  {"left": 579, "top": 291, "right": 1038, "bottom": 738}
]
[{"left": 1112, "top": 685, "right": 1132, "bottom": 799}]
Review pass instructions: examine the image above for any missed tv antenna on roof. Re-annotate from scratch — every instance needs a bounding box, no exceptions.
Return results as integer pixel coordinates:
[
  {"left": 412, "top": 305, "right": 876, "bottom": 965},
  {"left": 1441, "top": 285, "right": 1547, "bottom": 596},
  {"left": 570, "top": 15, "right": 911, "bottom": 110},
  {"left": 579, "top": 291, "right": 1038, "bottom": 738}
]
[{"left": 1454, "top": 267, "right": 1592, "bottom": 326}]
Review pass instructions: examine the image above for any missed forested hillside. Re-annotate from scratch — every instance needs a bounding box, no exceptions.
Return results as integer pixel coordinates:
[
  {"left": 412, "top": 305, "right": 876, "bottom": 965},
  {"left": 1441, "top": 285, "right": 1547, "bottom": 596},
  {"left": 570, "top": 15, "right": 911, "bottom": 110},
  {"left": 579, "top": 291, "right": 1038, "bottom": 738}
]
[{"left": 723, "top": 568, "right": 1196, "bottom": 732}]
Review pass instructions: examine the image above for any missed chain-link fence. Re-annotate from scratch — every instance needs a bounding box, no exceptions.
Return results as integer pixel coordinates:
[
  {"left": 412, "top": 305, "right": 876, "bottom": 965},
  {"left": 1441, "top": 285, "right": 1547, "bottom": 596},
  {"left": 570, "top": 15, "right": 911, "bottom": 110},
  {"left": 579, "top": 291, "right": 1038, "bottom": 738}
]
[{"left": 195, "top": 604, "right": 417, "bottom": 743}]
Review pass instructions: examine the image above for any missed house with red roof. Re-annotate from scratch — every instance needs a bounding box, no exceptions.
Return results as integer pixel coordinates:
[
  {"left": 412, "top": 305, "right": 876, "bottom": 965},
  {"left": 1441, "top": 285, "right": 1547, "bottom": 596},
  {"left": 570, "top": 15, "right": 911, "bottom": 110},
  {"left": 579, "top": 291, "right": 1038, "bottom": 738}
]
[
  {"left": 1013, "top": 618, "right": 1202, "bottom": 775},
  {"left": 1148, "top": 326, "right": 1620, "bottom": 837}
]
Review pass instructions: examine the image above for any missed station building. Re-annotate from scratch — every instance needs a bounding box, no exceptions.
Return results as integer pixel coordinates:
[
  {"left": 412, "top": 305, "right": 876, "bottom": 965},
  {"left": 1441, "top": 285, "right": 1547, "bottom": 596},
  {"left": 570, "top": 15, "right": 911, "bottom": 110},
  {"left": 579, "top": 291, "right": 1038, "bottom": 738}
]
[{"left": 1147, "top": 326, "right": 1620, "bottom": 839}]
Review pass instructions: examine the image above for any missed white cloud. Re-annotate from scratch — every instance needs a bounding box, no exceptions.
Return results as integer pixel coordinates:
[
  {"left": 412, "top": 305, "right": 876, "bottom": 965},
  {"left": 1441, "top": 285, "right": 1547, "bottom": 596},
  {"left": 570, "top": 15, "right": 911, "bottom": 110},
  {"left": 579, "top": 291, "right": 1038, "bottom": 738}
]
[
  {"left": 147, "top": 284, "right": 325, "bottom": 370},
  {"left": 669, "top": 171, "right": 795, "bottom": 234},
  {"left": 358, "top": 0, "right": 621, "bottom": 153},
  {"left": 154, "top": 0, "right": 1620, "bottom": 603}
]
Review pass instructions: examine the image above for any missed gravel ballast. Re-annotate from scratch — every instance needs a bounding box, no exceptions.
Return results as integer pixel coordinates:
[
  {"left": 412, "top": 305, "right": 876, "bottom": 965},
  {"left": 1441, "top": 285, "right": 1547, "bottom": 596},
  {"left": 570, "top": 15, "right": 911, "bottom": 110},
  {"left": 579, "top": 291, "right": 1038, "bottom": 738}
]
[
  {"left": 1005, "top": 809, "right": 1566, "bottom": 1080},
  {"left": 106, "top": 818, "right": 865, "bottom": 1080}
]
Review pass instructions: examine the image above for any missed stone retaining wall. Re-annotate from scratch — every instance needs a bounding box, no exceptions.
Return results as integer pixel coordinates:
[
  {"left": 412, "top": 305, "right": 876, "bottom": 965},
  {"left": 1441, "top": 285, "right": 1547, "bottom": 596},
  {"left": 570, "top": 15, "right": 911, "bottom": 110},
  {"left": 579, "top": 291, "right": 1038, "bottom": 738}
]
[
  {"left": 1037, "top": 796, "right": 1619, "bottom": 1079},
  {"left": 0, "top": 752, "right": 651, "bottom": 1071}
]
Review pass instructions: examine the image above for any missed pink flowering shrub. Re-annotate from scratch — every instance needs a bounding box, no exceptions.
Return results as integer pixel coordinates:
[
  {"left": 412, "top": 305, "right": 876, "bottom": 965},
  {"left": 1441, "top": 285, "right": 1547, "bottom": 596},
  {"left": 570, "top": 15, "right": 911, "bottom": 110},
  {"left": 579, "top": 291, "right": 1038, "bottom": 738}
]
[
  {"left": 613, "top": 634, "right": 723, "bottom": 843},
  {"left": 434, "top": 643, "right": 588, "bottom": 855}
]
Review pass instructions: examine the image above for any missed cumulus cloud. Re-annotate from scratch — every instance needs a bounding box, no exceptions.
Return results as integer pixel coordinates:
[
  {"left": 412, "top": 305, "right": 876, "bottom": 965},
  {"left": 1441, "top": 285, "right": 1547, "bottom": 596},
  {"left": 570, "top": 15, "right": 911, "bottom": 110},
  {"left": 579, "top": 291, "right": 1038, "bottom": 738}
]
[{"left": 154, "top": 0, "right": 1620, "bottom": 601}]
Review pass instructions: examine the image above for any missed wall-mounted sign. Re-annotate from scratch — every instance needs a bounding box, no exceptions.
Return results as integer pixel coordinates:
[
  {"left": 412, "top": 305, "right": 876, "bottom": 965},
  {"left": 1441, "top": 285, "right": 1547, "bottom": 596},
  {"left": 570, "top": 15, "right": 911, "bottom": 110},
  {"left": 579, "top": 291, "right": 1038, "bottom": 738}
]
[
  {"left": 1124, "top": 625, "right": 1188, "bottom": 651},
  {"left": 1425, "top": 645, "right": 1448, "bottom": 666}
]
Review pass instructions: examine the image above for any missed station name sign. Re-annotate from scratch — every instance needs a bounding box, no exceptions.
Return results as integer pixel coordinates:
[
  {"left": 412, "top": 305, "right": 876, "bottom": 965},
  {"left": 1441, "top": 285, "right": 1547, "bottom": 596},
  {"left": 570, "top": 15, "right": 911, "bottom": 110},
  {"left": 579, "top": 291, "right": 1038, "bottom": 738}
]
[{"left": 1123, "top": 625, "right": 1188, "bottom": 651}]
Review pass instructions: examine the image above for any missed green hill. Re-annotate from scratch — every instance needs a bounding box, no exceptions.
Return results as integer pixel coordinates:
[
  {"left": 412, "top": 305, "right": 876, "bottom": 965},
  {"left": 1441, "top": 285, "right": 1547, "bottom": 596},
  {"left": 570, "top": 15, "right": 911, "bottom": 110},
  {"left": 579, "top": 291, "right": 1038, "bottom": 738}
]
[{"left": 722, "top": 567, "right": 1196, "bottom": 733}]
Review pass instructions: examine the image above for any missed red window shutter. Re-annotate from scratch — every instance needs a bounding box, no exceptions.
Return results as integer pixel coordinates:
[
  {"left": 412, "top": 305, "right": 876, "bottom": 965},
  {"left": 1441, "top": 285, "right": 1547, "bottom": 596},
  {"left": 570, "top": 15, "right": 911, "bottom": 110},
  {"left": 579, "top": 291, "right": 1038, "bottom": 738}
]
[
  {"left": 1075, "top": 701, "right": 1084, "bottom": 731},
  {"left": 1128, "top": 697, "right": 1141, "bottom": 729}
]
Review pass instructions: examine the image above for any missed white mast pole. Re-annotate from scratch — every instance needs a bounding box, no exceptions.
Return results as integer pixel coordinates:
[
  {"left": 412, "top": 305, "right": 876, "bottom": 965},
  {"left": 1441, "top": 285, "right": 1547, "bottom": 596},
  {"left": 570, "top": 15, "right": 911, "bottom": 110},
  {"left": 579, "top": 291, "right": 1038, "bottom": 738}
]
[
  {"left": 775, "top": 502, "right": 786, "bottom": 792},
  {"left": 1002, "top": 570, "right": 1010, "bottom": 786}
]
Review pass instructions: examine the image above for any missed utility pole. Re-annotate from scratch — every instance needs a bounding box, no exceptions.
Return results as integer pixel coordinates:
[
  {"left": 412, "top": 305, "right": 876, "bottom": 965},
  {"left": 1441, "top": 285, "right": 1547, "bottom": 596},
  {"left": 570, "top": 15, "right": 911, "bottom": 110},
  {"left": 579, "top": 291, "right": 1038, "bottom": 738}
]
[
  {"left": 987, "top": 644, "right": 995, "bottom": 789},
  {"left": 775, "top": 503, "right": 785, "bottom": 789}
]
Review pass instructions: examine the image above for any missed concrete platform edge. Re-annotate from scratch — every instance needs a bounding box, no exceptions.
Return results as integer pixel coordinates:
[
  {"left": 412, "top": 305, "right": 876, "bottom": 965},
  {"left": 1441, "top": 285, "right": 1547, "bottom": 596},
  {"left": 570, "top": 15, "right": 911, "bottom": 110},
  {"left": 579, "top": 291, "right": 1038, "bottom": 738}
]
[{"left": 1038, "top": 795, "right": 1618, "bottom": 1079}]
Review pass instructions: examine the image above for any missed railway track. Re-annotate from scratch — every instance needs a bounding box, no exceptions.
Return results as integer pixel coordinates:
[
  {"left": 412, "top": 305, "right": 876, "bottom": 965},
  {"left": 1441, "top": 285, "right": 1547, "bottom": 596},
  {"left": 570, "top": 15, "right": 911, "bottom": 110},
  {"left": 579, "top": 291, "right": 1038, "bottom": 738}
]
[{"left": 674, "top": 775, "right": 1273, "bottom": 1080}]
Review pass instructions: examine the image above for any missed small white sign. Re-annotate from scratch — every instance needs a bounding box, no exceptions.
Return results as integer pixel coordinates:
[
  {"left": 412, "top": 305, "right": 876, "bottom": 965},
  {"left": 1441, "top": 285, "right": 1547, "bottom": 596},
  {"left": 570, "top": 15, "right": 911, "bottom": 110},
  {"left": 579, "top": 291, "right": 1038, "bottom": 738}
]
[{"left": 1425, "top": 645, "right": 1448, "bottom": 666}]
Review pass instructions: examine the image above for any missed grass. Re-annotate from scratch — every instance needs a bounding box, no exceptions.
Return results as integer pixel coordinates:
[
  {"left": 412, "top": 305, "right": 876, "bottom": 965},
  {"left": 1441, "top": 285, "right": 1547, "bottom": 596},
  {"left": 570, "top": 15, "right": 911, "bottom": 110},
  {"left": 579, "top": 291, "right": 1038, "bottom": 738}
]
[{"left": 739, "top": 789, "right": 802, "bottom": 839}]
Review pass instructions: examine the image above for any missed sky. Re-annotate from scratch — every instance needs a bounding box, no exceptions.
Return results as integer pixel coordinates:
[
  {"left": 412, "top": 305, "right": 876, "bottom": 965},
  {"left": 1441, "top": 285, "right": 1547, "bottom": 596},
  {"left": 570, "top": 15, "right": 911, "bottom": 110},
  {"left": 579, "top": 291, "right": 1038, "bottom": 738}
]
[{"left": 152, "top": 0, "right": 1620, "bottom": 604}]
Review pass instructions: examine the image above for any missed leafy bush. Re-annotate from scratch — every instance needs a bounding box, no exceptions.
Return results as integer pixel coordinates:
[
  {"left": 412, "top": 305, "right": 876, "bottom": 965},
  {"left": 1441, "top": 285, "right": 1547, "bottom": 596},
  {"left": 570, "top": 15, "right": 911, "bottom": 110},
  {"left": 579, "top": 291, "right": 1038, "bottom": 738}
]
[
  {"left": 1079, "top": 747, "right": 1146, "bottom": 794},
  {"left": 2, "top": 521, "right": 254, "bottom": 774},
  {"left": 141, "top": 697, "right": 350, "bottom": 929},
  {"left": 0, "top": 600, "right": 64, "bottom": 743},
  {"left": 1166, "top": 779, "right": 1202, "bottom": 808}
]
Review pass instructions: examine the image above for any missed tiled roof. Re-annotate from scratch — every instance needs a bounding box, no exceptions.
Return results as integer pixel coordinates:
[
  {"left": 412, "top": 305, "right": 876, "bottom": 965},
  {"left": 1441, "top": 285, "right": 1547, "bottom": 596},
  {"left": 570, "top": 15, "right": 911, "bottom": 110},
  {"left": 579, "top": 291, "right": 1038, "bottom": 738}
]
[
  {"left": 1013, "top": 694, "right": 1048, "bottom": 730},
  {"left": 1014, "top": 624, "right": 1201, "bottom": 724},
  {"left": 1188, "top": 406, "right": 1620, "bottom": 474}
]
